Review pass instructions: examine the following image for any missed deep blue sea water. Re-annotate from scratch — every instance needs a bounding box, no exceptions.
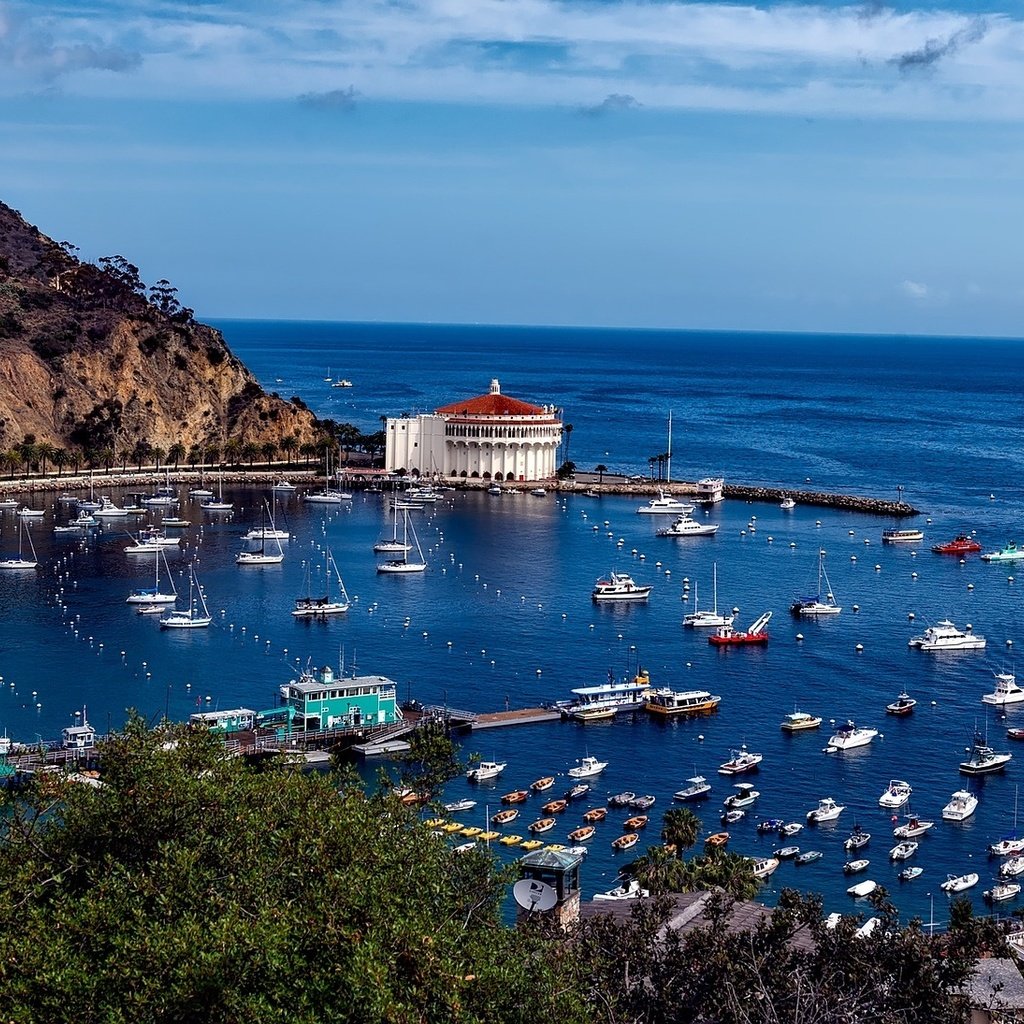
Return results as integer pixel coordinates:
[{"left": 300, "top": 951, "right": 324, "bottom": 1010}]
[{"left": 2, "top": 320, "right": 1024, "bottom": 926}]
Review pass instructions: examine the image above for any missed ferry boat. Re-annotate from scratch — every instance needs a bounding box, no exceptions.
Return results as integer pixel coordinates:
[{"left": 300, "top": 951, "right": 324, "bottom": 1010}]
[
  {"left": 708, "top": 610, "right": 771, "bottom": 646},
  {"left": 559, "top": 671, "right": 654, "bottom": 718},
  {"left": 908, "top": 619, "right": 985, "bottom": 651},
  {"left": 636, "top": 489, "right": 694, "bottom": 515},
  {"left": 591, "top": 571, "right": 652, "bottom": 602},
  {"left": 656, "top": 515, "right": 719, "bottom": 537},
  {"left": 886, "top": 692, "right": 917, "bottom": 715},
  {"left": 673, "top": 775, "right": 711, "bottom": 802},
  {"left": 882, "top": 528, "right": 924, "bottom": 544},
  {"left": 959, "top": 731, "right": 1012, "bottom": 775},
  {"left": 807, "top": 797, "right": 844, "bottom": 823},
  {"left": 878, "top": 780, "right": 913, "bottom": 808},
  {"left": 644, "top": 688, "right": 721, "bottom": 716},
  {"left": 825, "top": 721, "right": 878, "bottom": 752},
  {"left": 981, "top": 541, "right": 1024, "bottom": 562},
  {"left": 942, "top": 789, "right": 978, "bottom": 821},
  {"left": 780, "top": 710, "right": 822, "bottom": 732},
  {"left": 932, "top": 534, "right": 982, "bottom": 555},
  {"left": 718, "top": 749, "right": 763, "bottom": 775},
  {"left": 983, "top": 672, "right": 1024, "bottom": 706},
  {"left": 789, "top": 549, "right": 841, "bottom": 616}
]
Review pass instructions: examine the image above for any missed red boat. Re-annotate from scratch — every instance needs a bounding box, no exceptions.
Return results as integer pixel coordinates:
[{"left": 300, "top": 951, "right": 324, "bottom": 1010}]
[
  {"left": 1008, "top": 729, "right": 1024, "bottom": 741},
  {"left": 932, "top": 534, "right": 982, "bottom": 555},
  {"left": 709, "top": 610, "right": 772, "bottom": 647}
]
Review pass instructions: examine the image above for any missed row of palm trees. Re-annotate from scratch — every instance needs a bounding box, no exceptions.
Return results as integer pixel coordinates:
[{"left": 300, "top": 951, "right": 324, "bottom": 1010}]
[{"left": 1, "top": 427, "right": 386, "bottom": 480}]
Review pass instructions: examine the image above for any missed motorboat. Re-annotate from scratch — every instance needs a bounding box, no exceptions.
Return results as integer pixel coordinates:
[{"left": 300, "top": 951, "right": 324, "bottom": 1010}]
[
  {"left": 567, "top": 826, "right": 596, "bottom": 843},
  {"left": 630, "top": 795, "right": 656, "bottom": 811},
  {"left": 124, "top": 527, "right": 182, "bottom": 554},
  {"left": 674, "top": 776, "right": 711, "bottom": 802},
  {"left": 708, "top": 610, "right": 771, "bottom": 646},
  {"left": 790, "top": 549, "right": 841, "bottom": 616},
  {"left": 272, "top": 480, "right": 297, "bottom": 491},
  {"left": 878, "top": 780, "right": 913, "bottom": 809},
  {"left": 932, "top": 534, "right": 982, "bottom": 555},
  {"left": 527, "top": 818, "right": 556, "bottom": 834},
  {"left": 886, "top": 692, "right": 917, "bottom": 715},
  {"left": 487, "top": 484, "right": 502, "bottom": 496},
  {"left": 959, "top": 730, "right": 1012, "bottom": 775},
  {"left": 983, "top": 672, "right": 1024, "bottom": 706},
  {"left": 704, "top": 832, "right": 729, "bottom": 848},
  {"left": 444, "top": 799, "right": 477, "bottom": 813},
  {"left": 159, "top": 563, "right": 211, "bottom": 629},
  {"left": 582, "top": 807, "right": 608, "bottom": 823},
  {"left": 844, "top": 859, "right": 870, "bottom": 874},
  {"left": 594, "top": 878, "right": 648, "bottom": 900},
  {"left": 780, "top": 496, "right": 796, "bottom": 510},
  {"left": 611, "top": 833, "right": 640, "bottom": 851},
  {"left": 0, "top": 498, "right": 19, "bottom": 509},
  {"left": 893, "top": 816, "right": 935, "bottom": 839},
  {"left": 825, "top": 721, "right": 878, "bottom": 752},
  {"left": 722, "top": 783, "right": 760, "bottom": 809},
  {"left": 751, "top": 857, "right": 779, "bottom": 879},
  {"left": 718, "top": 749, "right": 763, "bottom": 775},
  {"left": 882, "top": 528, "right": 924, "bottom": 544},
  {"left": 989, "top": 837, "right": 1024, "bottom": 857},
  {"left": 541, "top": 799, "right": 568, "bottom": 815},
  {"left": 780, "top": 710, "right": 822, "bottom": 732},
  {"left": 982, "top": 542, "right": 1024, "bottom": 562},
  {"left": 780, "top": 822, "right": 803, "bottom": 838},
  {"left": 530, "top": 487, "right": 546, "bottom": 497},
  {"left": 608, "top": 792, "right": 636, "bottom": 808},
  {"left": 624, "top": 814, "right": 649, "bottom": 830},
  {"left": 757, "top": 819, "right": 785, "bottom": 834},
  {"left": 844, "top": 825, "right": 871, "bottom": 851},
  {"left": 466, "top": 760, "right": 506, "bottom": 782},
  {"left": 92, "top": 496, "right": 130, "bottom": 518},
  {"left": 531, "top": 776, "right": 555, "bottom": 792},
  {"left": 774, "top": 845, "right": 800, "bottom": 859},
  {"left": 636, "top": 489, "right": 694, "bottom": 515},
  {"left": 644, "top": 688, "right": 721, "bottom": 716},
  {"left": 565, "top": 783, "right": 590, "bottom": 801},
  {"left": 889, "top": 841, "right": 919, "bottom": 861},
  {"left": 683, "top": 564, "right": 734, "bottom": 628},
  {"left": 591, "top": 571, "right": 652, "bottom": 602},
  {"left": 825, "top": 912, "right": 842, "bottom": 931},
  {"left": 568, "top": 756, "right": 608, "bottom": 779},
  {"left": 899, "top": 866, "right": 924, "bottom": 881},
  {"left": 332, "top": 379, "right": 353, "bottom": 388},
  {"left": 855, "top": 917, "right": 881, "bottom": 939},
  {"left": 807, "top": 797, "right": 845, "bottom": 823},
  {"left": 1010, "top": 729, "right": 1024, "bottom": 741},
  {"left": 1001, "top": 857, "right": 1024, "bottom": 878},
  {"left": 940, "top": 873, "right": 979, "bottom": 893},
  {"left": 942, "top": 789, "right": 979, "bottom": 821},
  {"left": 721, "top": 809, "right": 745, "bottom": 825},
  {"left": 985, "top": 881, "right": 1022, "bottom": 903},
  {"left": 909, "top": 619, "right": 986, "bottom": 651},
  {"left": 16, "top": 507, "right": 43, "bottom": 520},
  {"left": 847, "top": 879, "right": 877, "bottom": 898},
  {"left": 795, "top": 850, "right": 821, "bottom": 865},
  {"left": 656, "top": 514, "right": 719, "bottom": 537}
]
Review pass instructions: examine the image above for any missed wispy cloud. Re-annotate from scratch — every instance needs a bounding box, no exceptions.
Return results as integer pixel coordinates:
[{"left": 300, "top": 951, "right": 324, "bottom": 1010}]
[
  {"left": 901, "top": 280, "right": 929, "bottom": 300},
  {"left": 3, "top": 0, "right": 1024, "bottom": 121},
  {"left": 297, "top": 86, "right": 360, "bottom": 111},
  {"left": 579, "top": 93, "right": 642, "bottom": 116}
]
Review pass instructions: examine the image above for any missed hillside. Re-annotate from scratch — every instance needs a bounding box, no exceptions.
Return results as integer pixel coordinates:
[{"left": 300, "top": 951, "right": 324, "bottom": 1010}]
[{"left": 0, "top": 203, "right": 319, "bottom": 457}]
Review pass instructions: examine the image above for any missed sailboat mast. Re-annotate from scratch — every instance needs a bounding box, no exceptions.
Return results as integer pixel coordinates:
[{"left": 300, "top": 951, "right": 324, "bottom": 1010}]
[{"left": 666, "top": 410, "right": 672, "bottom": 485}]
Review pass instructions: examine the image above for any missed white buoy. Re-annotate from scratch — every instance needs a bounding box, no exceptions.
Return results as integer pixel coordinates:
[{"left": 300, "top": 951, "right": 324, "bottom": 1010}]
[
  {"left": 852, "top": 604, "right": 859, "bottom": 612},
  {"left": 875, "top": 564, "right": 881, "bottom": 571},
  {"left": 789, "top": 541, "right": 797, "bottom": 548},
  {"left": 967, "top": 583, "right": 974, "bottom": 590},
  {"left": 796, "top": 633, "right": 804, "bottom": 641},
  {"left": 911, "top": 572, "right": 918, "bottom": 578},
  {"left": 1007, "top": 639, "right": 1014, "bottom": 647},
  {"left": 849, "top": 530, "right": 855, "bottom": 536},
  {"left": 698, "top": 734, "right": 704, "bottom": 742},
  {"left": 855, "top": 643, "right": 864, "bottom": 652},
  {"left": 851, "top": 555, "right": 857, "bottom": 562}
]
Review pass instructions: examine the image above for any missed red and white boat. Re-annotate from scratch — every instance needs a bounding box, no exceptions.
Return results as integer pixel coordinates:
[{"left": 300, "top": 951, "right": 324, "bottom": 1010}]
[
  {"left": 709, "top": 610, "right": 771, "bottom": 647},
  {"left": 932, "top": 534, "right": 982, "bottom": 555}
]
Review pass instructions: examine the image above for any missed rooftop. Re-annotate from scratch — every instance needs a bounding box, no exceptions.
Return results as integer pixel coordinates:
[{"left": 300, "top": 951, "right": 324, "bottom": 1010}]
[{"left": 435, "top": 378, "right": 551, "bottom": 418}]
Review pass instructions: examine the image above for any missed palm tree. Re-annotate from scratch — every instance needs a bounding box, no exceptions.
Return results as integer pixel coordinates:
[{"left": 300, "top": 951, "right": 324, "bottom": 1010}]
[
  {"left": 261, "top": 440, "right": 278, "bottom": 466},
  {"left": 1, "top": 449, "right": 23, "bottom": 479},
  {"left": 167, "top": 442, "right": 186, "bottom": 468},
  {"left": 595, "top": 463, "right": 608, "bottom": 485},
  {"left": 132, "top": 440, "right": 151, "bottom": 471},
  {"left": 279, "top": 434, "right": 298, "bottom": 466},
  {"left": 241, "top": 441, "right": 259, "bottom": 466},
  {"left": 35, "top": 443, "right": 57, "bottom": 476},
  {"left": 662, "top": 807, "right": 702, "bottom": 855},
  {"left": 562, "top": 423, "right": 573, "bottom": 465},
  {"left": 52, "top": 448, "right": 70, "bottom": 477},
  {"left": 299, "top": 442, "right": 317, "bottom": 467},
  {"left": 151, "top": 446, "right": 166, "bottom": 471}
]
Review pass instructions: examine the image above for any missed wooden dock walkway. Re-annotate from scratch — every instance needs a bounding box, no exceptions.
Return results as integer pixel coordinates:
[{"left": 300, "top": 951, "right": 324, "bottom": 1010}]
[{"left": 472, "top": 707, "right": 561, "bottom": 730}]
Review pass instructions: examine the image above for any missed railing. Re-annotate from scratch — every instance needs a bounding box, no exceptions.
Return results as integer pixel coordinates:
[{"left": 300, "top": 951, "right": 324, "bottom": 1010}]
[{"left": 422, "top": 705, "right": 477, "bottom": 723}]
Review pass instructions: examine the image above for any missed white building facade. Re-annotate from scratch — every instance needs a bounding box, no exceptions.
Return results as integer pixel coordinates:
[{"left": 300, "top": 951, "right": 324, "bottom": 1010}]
[{"left": 385, "top": 379, "right": 562, "bottom": 482}]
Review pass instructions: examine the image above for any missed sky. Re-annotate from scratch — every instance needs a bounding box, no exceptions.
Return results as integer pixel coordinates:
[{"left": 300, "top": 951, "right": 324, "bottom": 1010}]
[{"left": 2, "top": 0, "right": 1024, "bottom": 337}]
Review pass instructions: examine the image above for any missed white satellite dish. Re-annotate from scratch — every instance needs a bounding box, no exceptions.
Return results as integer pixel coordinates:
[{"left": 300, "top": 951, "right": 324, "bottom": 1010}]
[{"left": 513, "top": 878, "right": 557, "bottom": 913}]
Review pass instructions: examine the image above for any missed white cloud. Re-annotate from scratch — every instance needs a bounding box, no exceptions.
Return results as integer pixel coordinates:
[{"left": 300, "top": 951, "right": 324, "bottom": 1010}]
[
  {"left": 902, "top": 280, "right": 930, "bottom": 300},
  {"left": 3, "top": 0, "right": 1024, "bottom": 120}
]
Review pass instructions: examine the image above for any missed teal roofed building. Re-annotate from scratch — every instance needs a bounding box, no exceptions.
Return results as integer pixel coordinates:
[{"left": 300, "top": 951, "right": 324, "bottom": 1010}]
[{"left": 279, "top": 663, "right": 402, "bottom": 732}]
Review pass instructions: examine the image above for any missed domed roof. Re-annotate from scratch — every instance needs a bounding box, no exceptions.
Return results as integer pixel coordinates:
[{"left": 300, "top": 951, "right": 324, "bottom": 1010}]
[{"left": 436, "top": 378, "right": 549, "bottom": 417}]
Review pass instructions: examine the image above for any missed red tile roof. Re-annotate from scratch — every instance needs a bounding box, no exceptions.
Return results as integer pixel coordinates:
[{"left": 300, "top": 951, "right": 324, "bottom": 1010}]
[{"left": 436, "top": 393, "right": 547, "bottom": 417}]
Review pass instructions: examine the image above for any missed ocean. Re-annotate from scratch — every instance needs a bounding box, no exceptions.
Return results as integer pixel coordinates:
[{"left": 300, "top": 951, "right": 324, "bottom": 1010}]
[{"left": 2, "top": 320, "right": 1024, "bottom": 925}]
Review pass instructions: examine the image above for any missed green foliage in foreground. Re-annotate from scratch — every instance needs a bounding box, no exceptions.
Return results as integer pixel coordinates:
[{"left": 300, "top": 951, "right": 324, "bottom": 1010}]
[{"left": 0, "top": 718, "right": 1006, "bottom": 1024}]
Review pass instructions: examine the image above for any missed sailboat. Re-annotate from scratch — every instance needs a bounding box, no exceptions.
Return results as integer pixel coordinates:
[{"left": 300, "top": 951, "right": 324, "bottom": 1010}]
[
  {"left": 292, "top": 549, "right": 351, "bottom": 617},
  {"left": 78, "top": 472, "right": 101, "bottom": 512},
  {"left": 790, "top": 549, "right": 841, "bottom": 616},
  {"left": 242, "top": 494, "right": 289, "bottom": 542},
  {"left": 303, "top": 449, "right": 348, "bottom": 504},
  {"left": 377, "top": 508, "right": 426, "bottom": 573},
  {"left": 159, "top": 563, "right": 212, "bottom": 628},
  {"left": 374, "top": 503, "right": 413, "bottom": 554},
  {"left": 236, "top": 500, "right": 285, "bottom": 564},
  {"left": 683, "top": 563, "right": 734, "bottom": 628},
  {"left": 126, "top": 546, "right": 177, "bottom": 606},
  {"left": 0, "top": 519, "right": 38, "bottom": 569},
  {"left": 201, "top": 471, "right": 233, "bottom": 512}
]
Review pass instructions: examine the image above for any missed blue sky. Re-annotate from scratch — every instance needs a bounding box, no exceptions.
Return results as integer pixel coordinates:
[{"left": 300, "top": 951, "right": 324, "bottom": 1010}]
[{"left": 2, "top": 0, "right": 1023, "bottom": 336}]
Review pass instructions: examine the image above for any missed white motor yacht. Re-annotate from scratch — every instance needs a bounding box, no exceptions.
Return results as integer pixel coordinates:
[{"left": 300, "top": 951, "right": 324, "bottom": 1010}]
[
  {"left": 908, "top": 619, "right": 986, "bottom": 651},
  {"left": 656, "top": 515, "right": 719, "bottom": 537},
  {"left": 959, "top": 730, "right": 1012, "bottom": 775},
  {"left": 636, "top": 489, "right": 695, "bottom": 515},
  {"left": 983, "top": 672, "right": 1024, "bottom": 706},
  {"left": 568, "top": 756, "right": 609, "bottom": 779},
  {"left": 878, "top": 780, "right": 913, "bottom": 809},
  {"left": 466, "top": 760, "right": 507, "bottom": 782},
  {"left": 92, "top": 496, "right": 130, "bottom": 518},
  {"left": 942, "top": 789, "right": 978, "bottom": 821},
  {"left": 825, "top": 721, "right": 878, "bottom": 752},
  {"left": 591, "top": 571, "right": 652, "bottom": 602},
  {"left": 718, "top": 749, "right": 763, "bottom": 775},
  {"left": 673, "top": 776, "right": 711, "bottom": 802},
  {"left": 807, "top": 797, "right": 845, "bottom": 823}
]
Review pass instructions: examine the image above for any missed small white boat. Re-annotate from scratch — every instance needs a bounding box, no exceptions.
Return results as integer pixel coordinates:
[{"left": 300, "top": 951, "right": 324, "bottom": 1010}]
[
  {"left": 908, "top": 619, "right": 985, "bottom": 651},
  {"left": 591, "top": 571, "right": 652, "bottom": 602},
  {"left": 825, "top": 721, "right": 878, "bottom": 752},
  {"left": 683, "top": 563, "right": 734, "bottom": 628},
  {"left": 780, "top": 710, "right": 822, "bottom": 732},
  {"left": 126, "top": 547, "right": 177, "bottom": 606},
  {"left": 236, "top": 501, "right": 285, "bottom": 565},
  {"left": 1001, "top": 857, "right": 1024, "bottom": 878},
  {"left": 780, "top": 822, "right": 803, "bottom": 838},
  {"left": 530, "top": 487, "right": 547, "bottom": 497},
  {"left": 443, "top": 799, "right": 477, "bottom": 813},
  {"left": 656, "top": 514, "right": 719, "bottom": 537},
  {"left": 593, "top": 878, "right": 649, "bottom": 901},
  {"left": 855, "top": 917, "right": 881, "bottom": 939},
  {"left": 985, "top": 881, "right": 1022, "bottom": 902},
  {"left": 889, "top": 841, "right": 919, "bottom": 861},
  {"left": 272, "top": 480, "right": 297, "bottom": 491},
  {"left": 779, "top": 496, "right": 796, "bottom": 510},
  {"left": 568, "top": 755, "right": 608, "bottom": 779},
  {"left": 847, "top": 879, "right": 877, "bottom": 898},
  {"left": 636, "top": 489, "right": 694, "bottom": 515},
  {"left": 983, "top": 672, "right": 1024, "bottom": 706},
  {"left": 989, "top": 837, "right": 1024, "bottom": 857},
  {"left": 942, "top": 789, "right": 978, "bottom": 821},
  {"left": 722, "top": 782, "right": 760, "bottom": 809},
  {"left": 332, "top": 379, "right": 353, "bottom": 388},
  {"left": 673, "top": 775, "right": 711, "bottom": 802},
  {"left": 750, "top": 857, "right": 779, "bottom": 879},
  {"left": 0, "top": 498, "right": 19, "bottom": 509},
  {"left": 893, "top": 816, "right": 935, "bottom": 839},
  {"left": 92, "top": 497, "right": 129, "bottom": 518},
  {"left": 466, "top": 760, "right": 506, "bottom": 782},
  {"left": 825, "top": 912, "right": 842, "bottom": 930},
  {"left": 940, "top": 872, "right": 979, "bottom": 893},
  {"left": 0, "top": 520, "right": 38, "bottom": 570},
  {"left": 189, "top": 488, "right": 214, "bottom": 498},
  {"left": 844, "top": 859, "right": 870, "bottom": 874},
  {"left": 878, "top": 780, "right": 913, "bottom": 809},
  {"left": 844, "top": 826, "right": 871, "bottom": 851},
  {"left": 16, "top": 507, "right": 44, "bottom": 518},
  {"left": 899, "top": 866, "right": 924, "bottom": 881},
  {"left": 807, "top": 797, "right": 845, "bottom": 823},
  {"left": 718, "top": 749, "right": 763, "bottom": 775}
]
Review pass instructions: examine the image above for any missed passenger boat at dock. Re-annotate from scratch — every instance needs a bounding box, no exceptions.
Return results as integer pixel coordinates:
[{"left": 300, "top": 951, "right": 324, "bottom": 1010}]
[
  {"left": 644, "top": 688, "right": 721, "bottom": 716},
  {"left": 557, "top": 670, "right": 654, "bottom": 719}
]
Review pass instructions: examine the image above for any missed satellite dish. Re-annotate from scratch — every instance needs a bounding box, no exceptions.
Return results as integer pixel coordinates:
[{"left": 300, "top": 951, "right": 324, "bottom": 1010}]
[{"left": 513, "top": 878, "right": 557, "bottom": 913}]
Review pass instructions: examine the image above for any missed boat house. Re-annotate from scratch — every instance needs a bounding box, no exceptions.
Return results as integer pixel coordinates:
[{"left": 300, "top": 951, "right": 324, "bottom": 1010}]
[
  {"left": 385, "top": 379, "right": 563, "bottom": 482},
  {"left": 279, "top": 664, "right": 401, "bottom": 732}
]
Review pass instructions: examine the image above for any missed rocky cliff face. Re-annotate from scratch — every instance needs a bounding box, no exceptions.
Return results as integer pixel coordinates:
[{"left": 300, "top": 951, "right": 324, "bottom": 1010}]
[{"left": 0, "top": 202, "right": 319, "bottom": 455}]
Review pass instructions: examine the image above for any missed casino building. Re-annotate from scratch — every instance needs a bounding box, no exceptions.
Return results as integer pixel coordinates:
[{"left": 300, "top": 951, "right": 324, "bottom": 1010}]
[{"left": 385, "top": 379, "right": 563, "bottom": 482}]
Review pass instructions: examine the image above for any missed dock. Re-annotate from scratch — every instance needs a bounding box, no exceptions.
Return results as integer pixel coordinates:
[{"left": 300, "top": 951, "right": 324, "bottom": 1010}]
[{"left": 472, "top": 707, "right": 561, "bottom": 730}]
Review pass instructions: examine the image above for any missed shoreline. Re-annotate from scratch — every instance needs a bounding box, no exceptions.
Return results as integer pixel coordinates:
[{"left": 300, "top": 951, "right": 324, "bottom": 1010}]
[{"left": 0, "top": 469, "right": 920, "bottom": 516}]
